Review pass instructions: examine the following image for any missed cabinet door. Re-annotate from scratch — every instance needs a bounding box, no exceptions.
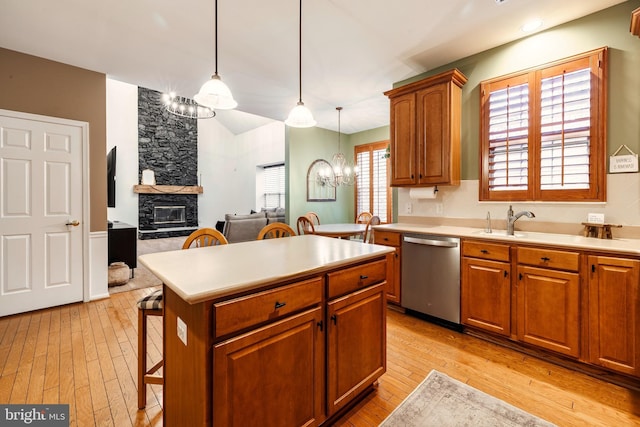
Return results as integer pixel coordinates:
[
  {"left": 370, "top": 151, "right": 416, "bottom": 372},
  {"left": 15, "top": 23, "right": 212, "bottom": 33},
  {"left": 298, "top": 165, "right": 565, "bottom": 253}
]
[
  {"left": 517, "top": 266, "right": 580, "bottom": 357},
  {"left": 327, "top": 283, "right": 386, "bottom": 416},
  {"left": 416, "top": 82, "right": 449, "bottom": 185},
  {"left": 213, "top": 307, "right": 325, "bottom": 427},
  {"left": 461, "top": 257, "right": 511, "bottom": 336},
  {"left": 385, "top": 248, "right": 401, "bottom": 304},
  {"left": 588, "top": 256, "right": 640, "bottom": 376},
  {"left": 389, "top": 93, "right": 416, "bottom": 186}
]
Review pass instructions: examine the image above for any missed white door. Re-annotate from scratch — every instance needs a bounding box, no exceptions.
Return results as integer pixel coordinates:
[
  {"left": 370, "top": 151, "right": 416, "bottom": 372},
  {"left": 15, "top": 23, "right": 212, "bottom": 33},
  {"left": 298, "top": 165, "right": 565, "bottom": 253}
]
[{"left": 0, "top": 111, "right": 86, "bottom": 317}]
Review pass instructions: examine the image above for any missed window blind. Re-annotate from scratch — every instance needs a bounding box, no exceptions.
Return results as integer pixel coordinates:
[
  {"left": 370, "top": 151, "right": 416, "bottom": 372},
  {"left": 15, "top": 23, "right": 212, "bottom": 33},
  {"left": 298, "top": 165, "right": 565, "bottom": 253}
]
[
  {"left": 540, "top": 68, "right": 591, "bottom": 189},
  {"left": 487, "top": 83, "right": 529, "bottom": 191},
  {"left": 262, "top": 164, "right": 285, "bottom": 208}
]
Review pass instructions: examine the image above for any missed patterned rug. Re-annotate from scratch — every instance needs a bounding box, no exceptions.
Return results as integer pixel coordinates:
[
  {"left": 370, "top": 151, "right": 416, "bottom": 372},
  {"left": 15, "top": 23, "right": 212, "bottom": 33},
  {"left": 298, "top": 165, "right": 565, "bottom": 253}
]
[
  {"left": 380, "top": 370, "right": 556, "bottom": 427},
  {"left": 108, "top": 236, "right": 185, "bottom": 294}
]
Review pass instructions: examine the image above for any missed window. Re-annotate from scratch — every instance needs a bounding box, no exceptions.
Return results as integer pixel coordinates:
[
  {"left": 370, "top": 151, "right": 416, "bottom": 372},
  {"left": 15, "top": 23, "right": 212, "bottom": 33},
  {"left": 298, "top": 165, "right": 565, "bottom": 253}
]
[
  {"left": 262, "top": 163, "right": 285, "bottom": 208},
  {"left": 355, "top": 141, "right": 392, "bottom": 222},
  {"left": 480, "top": 47, "right": 607, "bottom": 202}
]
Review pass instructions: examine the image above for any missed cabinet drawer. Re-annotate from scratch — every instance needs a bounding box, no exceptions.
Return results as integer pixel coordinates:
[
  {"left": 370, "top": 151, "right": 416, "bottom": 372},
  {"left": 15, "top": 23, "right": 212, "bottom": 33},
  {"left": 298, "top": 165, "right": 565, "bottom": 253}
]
[
  {"left": 214, "top": 277, "right": 323, "bottom": 337},
  {"left": 374, "top": 230, "right": 401, "bottom": 246},
  {"left": 327, "top": 259, "right": 387, "bottom": 299},
  {"left": 462, "top": 240, "right": 510, "bottom": 262},
  {"left": 517, "top": 247, "right": 579, "bottom": 271}
]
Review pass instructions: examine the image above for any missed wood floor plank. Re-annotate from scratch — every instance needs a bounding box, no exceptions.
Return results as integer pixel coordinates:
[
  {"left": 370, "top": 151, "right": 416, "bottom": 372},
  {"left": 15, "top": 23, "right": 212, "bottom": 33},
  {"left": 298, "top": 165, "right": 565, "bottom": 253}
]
[{"left": 25, "top": 353, "right": 46, "bottom": 404}]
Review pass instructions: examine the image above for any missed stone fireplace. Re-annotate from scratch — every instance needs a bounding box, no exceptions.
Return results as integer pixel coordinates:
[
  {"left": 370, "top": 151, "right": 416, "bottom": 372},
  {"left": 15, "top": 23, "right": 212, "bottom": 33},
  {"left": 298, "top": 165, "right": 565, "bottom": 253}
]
[{"left": 138, "top": 87, "right": 200, "bottom": 239}]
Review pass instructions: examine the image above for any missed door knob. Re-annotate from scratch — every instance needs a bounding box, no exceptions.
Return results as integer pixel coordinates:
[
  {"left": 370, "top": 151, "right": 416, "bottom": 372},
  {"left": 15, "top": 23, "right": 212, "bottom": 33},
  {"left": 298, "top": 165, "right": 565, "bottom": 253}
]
[{"left": 66, "top": 220, "right": 80, "bottom": 226}]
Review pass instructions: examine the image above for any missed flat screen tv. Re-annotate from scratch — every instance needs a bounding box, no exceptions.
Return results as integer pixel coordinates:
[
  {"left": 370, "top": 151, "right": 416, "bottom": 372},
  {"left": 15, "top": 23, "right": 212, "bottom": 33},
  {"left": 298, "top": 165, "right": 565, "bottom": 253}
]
[{"left": 107, "top": 146, "right": 117, "bottom": 208}]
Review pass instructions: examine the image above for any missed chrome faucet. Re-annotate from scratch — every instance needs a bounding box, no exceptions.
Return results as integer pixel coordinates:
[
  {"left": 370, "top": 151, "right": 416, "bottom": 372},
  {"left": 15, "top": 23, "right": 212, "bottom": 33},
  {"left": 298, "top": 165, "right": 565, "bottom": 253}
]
[{"left": 506, "top": 205, "right": 535, "bottom": 235}]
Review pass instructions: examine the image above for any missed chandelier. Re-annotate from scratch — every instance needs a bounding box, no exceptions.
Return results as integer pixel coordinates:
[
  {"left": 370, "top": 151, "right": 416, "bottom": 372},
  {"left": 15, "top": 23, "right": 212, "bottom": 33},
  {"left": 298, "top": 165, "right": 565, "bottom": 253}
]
[
  {"left": 161, "top": 92, "right": 216, "bottom": 119},
  {"left": 317, "top": 107, "right": 358, "bottom": 187}
]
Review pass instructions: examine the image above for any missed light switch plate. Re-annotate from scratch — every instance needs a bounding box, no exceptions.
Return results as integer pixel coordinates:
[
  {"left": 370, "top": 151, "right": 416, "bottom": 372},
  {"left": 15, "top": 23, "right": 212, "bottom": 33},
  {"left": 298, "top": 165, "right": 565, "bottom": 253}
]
[{"left": 177, "top": 316, "right": 187, "bottom": 346}]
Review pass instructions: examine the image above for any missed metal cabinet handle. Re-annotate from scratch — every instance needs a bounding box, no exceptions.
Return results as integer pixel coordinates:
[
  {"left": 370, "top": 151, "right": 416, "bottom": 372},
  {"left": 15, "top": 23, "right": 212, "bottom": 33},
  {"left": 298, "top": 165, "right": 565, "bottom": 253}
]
[
  {"left": 480, "top": 249, "right": 489, "bottom": 254},
  {"left": 274, "top": 301, "right": 286, "bottom": 309},
  {"left": 540, "top": 257, "right": 550, "bottom": 262},
  {"left": 360, "top": 275, "right": 368, "bottom": 280}
]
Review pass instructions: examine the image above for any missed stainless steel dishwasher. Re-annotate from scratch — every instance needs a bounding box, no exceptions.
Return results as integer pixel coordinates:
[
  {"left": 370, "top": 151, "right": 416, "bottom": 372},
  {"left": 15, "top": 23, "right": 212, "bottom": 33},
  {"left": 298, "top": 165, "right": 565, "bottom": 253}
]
[{"left": 401, "top": 233, "right": 461, "bottom": 327}]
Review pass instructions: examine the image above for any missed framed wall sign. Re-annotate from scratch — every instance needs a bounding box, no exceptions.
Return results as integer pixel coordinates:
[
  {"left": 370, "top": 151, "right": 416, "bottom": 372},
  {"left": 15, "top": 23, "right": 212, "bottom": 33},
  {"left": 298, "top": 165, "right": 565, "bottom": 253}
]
[{"left": 307, "top": 159, "right": 336, "bottom": 201}]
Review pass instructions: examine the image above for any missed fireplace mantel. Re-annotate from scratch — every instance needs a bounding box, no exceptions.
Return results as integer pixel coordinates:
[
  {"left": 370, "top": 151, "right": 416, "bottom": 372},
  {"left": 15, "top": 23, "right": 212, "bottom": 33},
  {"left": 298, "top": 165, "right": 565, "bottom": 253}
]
[{"left": 133, "top": 185, "right": 203, "bottom": 195}]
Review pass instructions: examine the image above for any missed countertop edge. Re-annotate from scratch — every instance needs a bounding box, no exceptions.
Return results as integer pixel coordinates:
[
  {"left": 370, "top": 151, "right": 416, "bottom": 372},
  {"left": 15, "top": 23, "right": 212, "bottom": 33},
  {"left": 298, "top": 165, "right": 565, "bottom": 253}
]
[{"left": 373, "top": 223, "right": 640, "bottom": 257}]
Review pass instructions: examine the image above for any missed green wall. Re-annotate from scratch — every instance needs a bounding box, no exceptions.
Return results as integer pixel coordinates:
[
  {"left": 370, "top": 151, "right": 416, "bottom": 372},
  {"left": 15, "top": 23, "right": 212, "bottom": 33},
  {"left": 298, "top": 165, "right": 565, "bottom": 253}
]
[{"left": 286, "top": 126, "right": 356, "bottom": 225}]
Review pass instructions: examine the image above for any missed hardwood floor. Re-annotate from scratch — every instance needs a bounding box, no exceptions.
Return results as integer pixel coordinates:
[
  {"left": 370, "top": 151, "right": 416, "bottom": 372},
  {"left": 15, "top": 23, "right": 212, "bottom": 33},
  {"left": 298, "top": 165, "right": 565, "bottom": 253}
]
[{"left": 1, "top": 289, "right": 638, "bottom": 426}]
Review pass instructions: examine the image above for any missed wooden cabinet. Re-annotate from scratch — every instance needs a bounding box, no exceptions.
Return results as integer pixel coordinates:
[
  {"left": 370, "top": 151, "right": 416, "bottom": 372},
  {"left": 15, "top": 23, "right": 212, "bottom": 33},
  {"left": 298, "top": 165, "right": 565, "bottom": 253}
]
[
  {"left": 588, "top": 255, "right": 640, "bottom": 377},
  {"left": 373, "top": 230, "right": 402, "bottom": 304},
  {"left": 516, "top": 246, "right": 581, "bottom": 358},
  {"left": 213, "top": 307, "right": 325, "bottom": 427},
  {"left": 197, "top": 257, "right": 387, "bottom": 427},
  {"left": 461, "top": 240, "right": 511, "bottom": 336},
  {"left": 326, "top": 283, "right": 386, "bottom": 416},
  {"left": 107, "top": 222, "right": 137, "bottom": 274},
  {"left": 384, "top": 69, "right": 467, "bottom": 187}
]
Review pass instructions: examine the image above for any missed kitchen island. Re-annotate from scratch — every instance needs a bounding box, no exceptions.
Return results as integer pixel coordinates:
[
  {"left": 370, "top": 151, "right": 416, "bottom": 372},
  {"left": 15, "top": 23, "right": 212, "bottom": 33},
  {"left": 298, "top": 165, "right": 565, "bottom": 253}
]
[{"left": 139, "top": 235, "right": 394, "bottom": 426}]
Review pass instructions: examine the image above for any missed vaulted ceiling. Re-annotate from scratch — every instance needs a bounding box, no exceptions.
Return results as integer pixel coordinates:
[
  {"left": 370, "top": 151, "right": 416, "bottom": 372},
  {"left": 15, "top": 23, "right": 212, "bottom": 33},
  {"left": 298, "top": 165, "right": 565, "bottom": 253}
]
[{"left": 0, "top": 0, "right": 626, "bottom": 134}]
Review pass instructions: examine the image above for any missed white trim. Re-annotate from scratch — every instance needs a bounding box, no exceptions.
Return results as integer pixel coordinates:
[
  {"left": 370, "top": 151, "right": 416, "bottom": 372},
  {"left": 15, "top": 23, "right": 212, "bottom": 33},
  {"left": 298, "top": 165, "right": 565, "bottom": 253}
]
[{"left": 90, "top": 231, "right": 109, "bottom": 300}]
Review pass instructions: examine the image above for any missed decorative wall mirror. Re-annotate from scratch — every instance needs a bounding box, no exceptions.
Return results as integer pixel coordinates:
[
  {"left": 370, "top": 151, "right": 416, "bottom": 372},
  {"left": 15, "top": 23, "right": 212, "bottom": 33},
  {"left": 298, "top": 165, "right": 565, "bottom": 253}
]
[{"left": 307, "top": 159, "right": 336, "bottom": 201}]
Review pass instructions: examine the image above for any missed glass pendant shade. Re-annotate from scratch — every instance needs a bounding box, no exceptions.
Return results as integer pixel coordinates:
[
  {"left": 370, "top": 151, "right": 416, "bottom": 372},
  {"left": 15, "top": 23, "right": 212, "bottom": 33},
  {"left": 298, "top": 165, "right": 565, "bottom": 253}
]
[
  {"left": 194, "top": 73, "right": 238, "bottom": 110},
  {"left": 285, "top": 101, "right": 316, "bottom": 128}
]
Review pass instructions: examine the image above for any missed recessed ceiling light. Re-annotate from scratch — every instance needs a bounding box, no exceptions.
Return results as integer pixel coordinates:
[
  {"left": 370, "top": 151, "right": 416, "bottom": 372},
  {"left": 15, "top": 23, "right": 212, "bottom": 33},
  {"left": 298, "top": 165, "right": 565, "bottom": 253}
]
[{"left": 521, "top": 19, "right": 543, "bottom": 32}]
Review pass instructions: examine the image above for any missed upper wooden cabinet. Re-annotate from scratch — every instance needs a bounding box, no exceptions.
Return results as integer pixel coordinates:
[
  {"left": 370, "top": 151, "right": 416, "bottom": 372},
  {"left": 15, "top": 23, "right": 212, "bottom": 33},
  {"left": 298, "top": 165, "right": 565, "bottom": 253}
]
[{"left": 384, "top": 69, "right": 467, "bottom": 187}]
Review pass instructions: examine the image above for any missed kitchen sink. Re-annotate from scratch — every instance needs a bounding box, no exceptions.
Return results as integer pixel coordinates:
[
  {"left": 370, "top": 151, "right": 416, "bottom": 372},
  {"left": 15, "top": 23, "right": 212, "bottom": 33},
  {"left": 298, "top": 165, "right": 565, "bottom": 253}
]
[{"left": 473, "top": 230, "right": 527, "bottom": 238}]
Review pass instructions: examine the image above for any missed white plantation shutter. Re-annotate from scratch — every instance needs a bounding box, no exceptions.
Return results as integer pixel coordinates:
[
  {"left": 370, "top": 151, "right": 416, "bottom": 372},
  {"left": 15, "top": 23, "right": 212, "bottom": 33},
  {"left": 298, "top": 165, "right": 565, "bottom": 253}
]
[
  {"left": 540, "top": 68, "right": 591, "bottom": 189},
  {"left": 371, "top": 147, "right": 388, "bottom": 222},
  {"left": 488, "top": 83, "right": 529, "bottom": 191},
  {"left": 356, "top": 151, "right": 371, "bottom": 214},
  {"left": 356, "top": 143, "right": 390, "bottom": 223},
  {"left": 263, "top": 164, "right": 285, "bottom": 208},
  {"left": 480, "top": 48, "right": 606, "bottom": 202}
]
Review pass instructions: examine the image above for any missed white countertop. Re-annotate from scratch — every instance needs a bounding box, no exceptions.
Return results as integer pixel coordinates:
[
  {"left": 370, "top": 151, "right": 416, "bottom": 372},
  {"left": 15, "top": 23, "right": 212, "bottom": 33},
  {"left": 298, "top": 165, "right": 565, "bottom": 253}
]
[
  {"left": 138, "top": 234, "right": 394, "bottom": 304},
  {"left": 374, "top": 223, "right": 640, "bottom": 256}
]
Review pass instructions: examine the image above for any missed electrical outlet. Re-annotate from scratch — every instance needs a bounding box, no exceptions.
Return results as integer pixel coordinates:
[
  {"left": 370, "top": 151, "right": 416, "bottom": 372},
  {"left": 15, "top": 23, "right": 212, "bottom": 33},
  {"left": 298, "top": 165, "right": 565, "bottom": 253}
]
[
  {"left": 177, "top": 316, "right": 187, "bottom": 346},
  {"left": 405, "top": 202, "right": 412, "bottom": 214}
]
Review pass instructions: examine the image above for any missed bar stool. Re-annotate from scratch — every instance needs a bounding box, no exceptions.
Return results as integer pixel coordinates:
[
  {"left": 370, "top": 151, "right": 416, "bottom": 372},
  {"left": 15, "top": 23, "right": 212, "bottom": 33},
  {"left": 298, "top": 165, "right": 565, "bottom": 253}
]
[{"left": 137, "top": 289, "right": 163, "bottom": 409}]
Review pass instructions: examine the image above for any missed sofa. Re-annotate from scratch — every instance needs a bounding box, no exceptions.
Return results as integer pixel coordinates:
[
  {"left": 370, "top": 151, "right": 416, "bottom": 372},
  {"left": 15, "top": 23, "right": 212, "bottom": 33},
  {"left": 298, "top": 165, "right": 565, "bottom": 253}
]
[{"left": 222, "top": 208, "right": 285, "bottom": 243}]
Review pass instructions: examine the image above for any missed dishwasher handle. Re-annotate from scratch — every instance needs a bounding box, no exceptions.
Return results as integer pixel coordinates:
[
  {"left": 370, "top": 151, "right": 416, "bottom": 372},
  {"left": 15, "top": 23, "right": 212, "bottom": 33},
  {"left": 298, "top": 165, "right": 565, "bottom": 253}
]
[{"left": 403, "top": 236, "right": 459, "bottom": 248}]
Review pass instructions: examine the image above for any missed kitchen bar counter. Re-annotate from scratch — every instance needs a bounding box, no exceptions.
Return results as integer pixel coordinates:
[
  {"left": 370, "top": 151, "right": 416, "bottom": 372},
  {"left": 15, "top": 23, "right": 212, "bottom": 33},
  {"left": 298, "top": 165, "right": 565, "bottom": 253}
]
[
  {"left": 138, "top": 234, "right": 394, "bottom": 426},
  {"left": 374, "top": 223, "right": 640, "bottom": 256},
  {"left": 139, "top": 234, "right": 394, "bottom": 304}
]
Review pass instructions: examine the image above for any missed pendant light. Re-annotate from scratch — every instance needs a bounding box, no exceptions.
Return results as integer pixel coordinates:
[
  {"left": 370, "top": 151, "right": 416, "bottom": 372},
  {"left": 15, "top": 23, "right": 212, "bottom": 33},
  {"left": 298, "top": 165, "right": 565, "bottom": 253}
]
[
  {"left": 329, "top": 107, "right": 357, "bottom": 186},
  {"left": 194, "top": 0, "right": 237, "bottom": 110},
  {"left": 285, "top": 0, "right": 316, "bottom": 128}
]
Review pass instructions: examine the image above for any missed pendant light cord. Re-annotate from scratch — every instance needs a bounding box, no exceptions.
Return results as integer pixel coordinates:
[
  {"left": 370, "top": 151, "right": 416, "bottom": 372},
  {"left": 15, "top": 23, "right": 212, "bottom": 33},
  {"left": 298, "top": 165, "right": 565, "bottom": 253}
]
[
  {"left": 214, "top": 0, "right": 219, "bottom": 76},
  {"left": 337, "top": 107, "right": 342, "bottom": 151},
  {"left": 297, "top": 0, "right": 302, "bottom": 103}
]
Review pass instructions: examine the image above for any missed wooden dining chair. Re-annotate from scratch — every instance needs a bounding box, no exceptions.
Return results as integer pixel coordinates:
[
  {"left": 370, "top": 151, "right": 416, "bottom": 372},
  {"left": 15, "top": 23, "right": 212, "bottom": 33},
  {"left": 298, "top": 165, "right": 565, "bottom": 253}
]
[
  {"left": 356, "top": 211, "right": 373, "bottom": 224},
  {"left": 305, "top": 212, "right": 321, "bottom": 226},
  {"left": 182, "top": 227, "right": 229, "bottom": 248},
  {"left": 363, "top": 215, "right": 381, "bottom": 243},
  {"left": 138, "top": 227, "right": 228, "bottom": 409},
  {"left": 257, "top": 222, "right": 297, "bottom": 239},
  {"left": 296, "top": 216, "right": 316, "bottom": 235}
]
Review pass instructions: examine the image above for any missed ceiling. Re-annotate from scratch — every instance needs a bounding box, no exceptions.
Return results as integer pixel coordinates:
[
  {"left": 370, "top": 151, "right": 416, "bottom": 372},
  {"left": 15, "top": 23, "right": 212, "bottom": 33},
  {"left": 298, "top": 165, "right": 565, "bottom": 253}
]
[{"left": 0, "top": 0, "right": 626, "bottom": 134}]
